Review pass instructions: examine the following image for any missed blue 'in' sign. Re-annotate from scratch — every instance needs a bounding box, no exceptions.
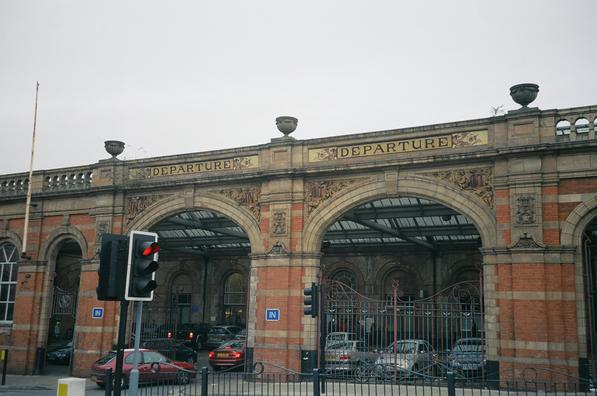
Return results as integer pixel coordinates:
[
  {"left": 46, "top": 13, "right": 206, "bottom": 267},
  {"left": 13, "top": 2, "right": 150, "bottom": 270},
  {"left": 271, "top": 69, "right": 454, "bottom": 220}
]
[
  {"left": 92, "top": 307, "right": 104, "bottom": 319},
  {"left": 266, "top": 308, "right": 280, "bottom": 321}
]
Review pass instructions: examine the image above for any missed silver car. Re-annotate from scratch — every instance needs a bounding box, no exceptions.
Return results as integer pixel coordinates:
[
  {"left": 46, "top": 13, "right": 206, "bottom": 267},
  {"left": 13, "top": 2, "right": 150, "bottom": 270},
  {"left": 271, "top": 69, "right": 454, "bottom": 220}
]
[
  {"left": 375, "top": 339, "right": 437, "bottom": 379},
  {"left": 325, "top": 341, "right": 377, "bottom": 374}
]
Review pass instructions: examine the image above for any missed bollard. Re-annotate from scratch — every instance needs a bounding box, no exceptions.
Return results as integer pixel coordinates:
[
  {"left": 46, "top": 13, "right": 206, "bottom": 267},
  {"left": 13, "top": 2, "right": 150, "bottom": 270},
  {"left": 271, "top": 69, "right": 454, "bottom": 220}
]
[
  {"left": 313, "top": 368, "right": 320, "bottom": 396},
  {"left": 1, "top": 349, "right": 7, "bottom": 386},
  {"left": 447, "top": 371, "right": 456, "bottom": 396},
  {"left": 104, "top": 368, "right": 113, "bottom": 396},
  {"left": 201, "top": 367, "right": 208, "bottom": 396},
  {"left": 57, "top": 377, "right": 86, "bottom": 396}
]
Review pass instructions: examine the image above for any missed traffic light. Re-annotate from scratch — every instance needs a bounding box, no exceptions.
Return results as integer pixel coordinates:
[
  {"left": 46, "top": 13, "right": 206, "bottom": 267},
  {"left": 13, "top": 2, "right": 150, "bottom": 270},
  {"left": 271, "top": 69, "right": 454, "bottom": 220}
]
[
  {"left": 97, "top": 234, "right": 127, "bottom": 301},
  {"left": 125, "top": 231, "right": 160, "bottom": 301},
  {"left": 303, "top": 282, "right": 318, "bottom": 317}
]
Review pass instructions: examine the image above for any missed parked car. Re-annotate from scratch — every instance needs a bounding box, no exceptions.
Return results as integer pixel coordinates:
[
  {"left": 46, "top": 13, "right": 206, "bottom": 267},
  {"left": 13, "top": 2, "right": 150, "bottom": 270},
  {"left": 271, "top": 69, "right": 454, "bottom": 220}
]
[
  {"left": 46, "top": 341, "right": 73, "bottom": 365},
  {"left": 208, "top": 339, "right": 245, "bottom": 371},
  {"left": 90, "top": 349, "right": 195, "bottom": 388},
  {"left": 325, "top": 340, "right": 378, "bottom": 375},
  {"left": 166, "top": 323, "right": 211, "bottom": 350},
  {"left": 374, "top": 339, "right": 437, "bottom": 379},
  {"left": 448, "top": 338, "right": 486, "bottom": 375},
  {"left": 141, "top": 338, "right": 197, "bottom": 363},
  {"left": 205, "top": 325, "right": 243, "bottom": 350},
  {"left": 234, "top": 328, "right": 247, "bottom": 340}
]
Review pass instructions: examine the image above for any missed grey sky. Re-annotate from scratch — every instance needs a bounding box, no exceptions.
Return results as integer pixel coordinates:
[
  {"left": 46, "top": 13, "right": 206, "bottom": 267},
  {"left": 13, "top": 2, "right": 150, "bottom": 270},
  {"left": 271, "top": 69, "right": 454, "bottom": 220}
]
[{"left": 1, "top": 0, "right": 596, "bottom": 175}]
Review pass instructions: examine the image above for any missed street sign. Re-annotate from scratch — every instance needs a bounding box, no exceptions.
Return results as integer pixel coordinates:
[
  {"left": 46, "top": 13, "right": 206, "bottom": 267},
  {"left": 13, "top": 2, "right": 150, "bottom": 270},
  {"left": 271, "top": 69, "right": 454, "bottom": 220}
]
[
  {"left": 92, "top": 307, "right": 104, "bottom": 319},
  {"left": 265, "top": 308, "right": 280, "bottom": 321}
]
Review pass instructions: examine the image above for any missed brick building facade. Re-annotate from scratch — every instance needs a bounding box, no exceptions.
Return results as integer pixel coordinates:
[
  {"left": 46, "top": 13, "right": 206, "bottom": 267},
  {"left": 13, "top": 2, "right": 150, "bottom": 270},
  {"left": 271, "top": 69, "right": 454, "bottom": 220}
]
[{"left": 0, "top": 92, "right": 596, "bottom": 382}]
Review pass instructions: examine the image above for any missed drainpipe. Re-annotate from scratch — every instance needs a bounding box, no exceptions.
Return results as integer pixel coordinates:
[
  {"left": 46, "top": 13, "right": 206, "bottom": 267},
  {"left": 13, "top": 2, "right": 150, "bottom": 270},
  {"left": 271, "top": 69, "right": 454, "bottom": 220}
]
[{"left": 202, "top": 257, "right": 209, "bottom": 323}]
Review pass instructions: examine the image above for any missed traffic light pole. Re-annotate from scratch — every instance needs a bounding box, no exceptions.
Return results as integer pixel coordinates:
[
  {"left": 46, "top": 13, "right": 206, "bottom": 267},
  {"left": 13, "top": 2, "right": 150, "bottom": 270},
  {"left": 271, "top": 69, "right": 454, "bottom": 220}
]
[
  {"left": 113, "top": 299, "right": 129, "bottom": 396},
  {"left": 128, "top": 301, "right": 143, "bottom": 396}
]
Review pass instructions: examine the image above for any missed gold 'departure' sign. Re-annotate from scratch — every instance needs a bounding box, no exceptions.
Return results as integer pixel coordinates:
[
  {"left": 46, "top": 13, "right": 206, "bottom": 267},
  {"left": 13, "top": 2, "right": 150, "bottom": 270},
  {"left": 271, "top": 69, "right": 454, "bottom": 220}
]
[
  {"left": 308, "top": 130, "right": 488, "bottom": 162},
  {"left": 129, "top": 155, "right": 259, "bottom": 179}
]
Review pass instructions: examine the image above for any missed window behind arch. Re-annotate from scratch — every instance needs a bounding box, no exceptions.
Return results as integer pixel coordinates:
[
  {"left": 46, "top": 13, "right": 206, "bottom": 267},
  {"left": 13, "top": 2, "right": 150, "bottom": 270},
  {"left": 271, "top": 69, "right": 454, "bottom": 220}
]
[
  {"left": 331, "top": 269, "right": 356, "bottom": 289},
  {"left": 0, "top": 243, "right": 18, "bottom": 321},
  {"left": 224, "top": 273, "right": 246, "bottom": 326}
]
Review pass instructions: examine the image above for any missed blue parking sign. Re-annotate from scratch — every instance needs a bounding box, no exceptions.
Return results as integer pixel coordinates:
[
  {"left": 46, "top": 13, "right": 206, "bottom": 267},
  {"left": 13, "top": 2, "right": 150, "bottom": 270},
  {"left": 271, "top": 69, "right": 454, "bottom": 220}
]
[
  {"left": 265, "top": 308, "right": 280, "bottom": 321},
  {"left": 92, "top": 307, "right": 104, "bottom": 319}
]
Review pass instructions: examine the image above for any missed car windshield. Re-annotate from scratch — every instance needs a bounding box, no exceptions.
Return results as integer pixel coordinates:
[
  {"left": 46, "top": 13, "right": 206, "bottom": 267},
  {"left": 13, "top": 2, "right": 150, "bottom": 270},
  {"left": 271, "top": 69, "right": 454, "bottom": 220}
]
[
  {"left": 220, "top": 340, "right": 245, "bottom": 349},
  {"left": 95, "top": 352, "right": 116, "bottom": 365},
  {"left": 453, "top": 341, "right": 484, "bottom": 352},
  {"left": 388, "top": 342, "right": 416, "bottom": 354},
  {"left": 327, "top": 342, "right": 354, "bottom": 350}
]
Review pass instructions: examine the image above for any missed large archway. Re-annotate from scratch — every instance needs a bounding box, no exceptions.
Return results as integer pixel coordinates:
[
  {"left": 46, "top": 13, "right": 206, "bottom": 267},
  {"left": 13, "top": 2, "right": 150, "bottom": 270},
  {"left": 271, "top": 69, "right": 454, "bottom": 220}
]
[
  {"left": 318, "top": 195, "right": 485, "bottom": 379},
  {"left": 131, "top": 208, "right": 252, "bottom": 365}
]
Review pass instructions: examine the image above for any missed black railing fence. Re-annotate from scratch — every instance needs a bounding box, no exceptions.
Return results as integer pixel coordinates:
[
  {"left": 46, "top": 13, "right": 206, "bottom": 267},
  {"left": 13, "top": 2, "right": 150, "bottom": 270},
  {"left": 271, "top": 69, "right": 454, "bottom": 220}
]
[{"left": 102, "top": 363, "right": 594, "bottom": 396}]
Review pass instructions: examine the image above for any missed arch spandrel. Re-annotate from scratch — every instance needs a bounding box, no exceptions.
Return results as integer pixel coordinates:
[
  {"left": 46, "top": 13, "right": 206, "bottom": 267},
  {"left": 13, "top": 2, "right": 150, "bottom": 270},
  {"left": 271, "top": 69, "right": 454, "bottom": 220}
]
[
  {"left": 302, "top": 174, "right": 497, "bottom": 254},
  {"left": 0, "top": 230, "right": 23, "bottom": 253},
  {"left": 126, "top": 192, "right": 264, "bottom": 254}
]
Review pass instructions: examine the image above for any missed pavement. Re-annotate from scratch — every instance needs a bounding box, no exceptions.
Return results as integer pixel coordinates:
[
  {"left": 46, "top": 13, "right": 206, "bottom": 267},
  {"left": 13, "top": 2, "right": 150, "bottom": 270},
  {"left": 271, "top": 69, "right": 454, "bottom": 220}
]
[{"left": 0, "top": 373, "right": 97, "bottom": 391}]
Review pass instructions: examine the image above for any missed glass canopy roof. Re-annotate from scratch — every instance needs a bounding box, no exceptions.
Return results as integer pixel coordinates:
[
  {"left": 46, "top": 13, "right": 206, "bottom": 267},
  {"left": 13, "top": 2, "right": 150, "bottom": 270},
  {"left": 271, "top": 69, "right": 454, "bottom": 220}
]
[{"left": 151, "top": 197, "right": 481, "bottom": 257}]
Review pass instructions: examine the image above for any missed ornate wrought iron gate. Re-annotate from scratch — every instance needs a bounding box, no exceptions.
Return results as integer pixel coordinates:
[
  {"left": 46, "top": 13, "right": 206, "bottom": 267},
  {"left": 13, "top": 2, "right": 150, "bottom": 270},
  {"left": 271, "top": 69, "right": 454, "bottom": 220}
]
[{"left": 320, "top": 279, "right": 485, "bottom": 380}]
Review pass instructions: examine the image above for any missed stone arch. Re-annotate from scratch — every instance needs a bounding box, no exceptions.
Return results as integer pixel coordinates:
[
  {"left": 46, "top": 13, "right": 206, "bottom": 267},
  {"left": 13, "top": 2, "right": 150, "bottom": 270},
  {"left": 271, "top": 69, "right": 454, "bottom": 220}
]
[
  {"left": 126, "top": 193, "right": 263, "bottom": 254},
  {"left": 303, "top": 175, "right": 497, "bottom": 254},
  {"left": 39, "top": 226, "right": 89, "bottom": 263},
  {"left": 0, "top": 230, "right": 23, "bottom": 253},
  {"left": 36, "top": 226, "right": 87, "bottom": 349},
  {"left": 561, "top": 196, "right": 597, "bottom": 247},
  {"left": 560, "top": 197, "right": 597, "bottom": 359}
]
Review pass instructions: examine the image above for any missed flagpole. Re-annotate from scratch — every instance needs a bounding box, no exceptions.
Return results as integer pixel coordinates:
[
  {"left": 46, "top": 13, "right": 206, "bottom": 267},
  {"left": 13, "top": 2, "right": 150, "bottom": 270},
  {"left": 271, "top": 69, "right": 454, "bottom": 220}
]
[{"left": 22, "top": 81, "right": 39, "bottom": 259}]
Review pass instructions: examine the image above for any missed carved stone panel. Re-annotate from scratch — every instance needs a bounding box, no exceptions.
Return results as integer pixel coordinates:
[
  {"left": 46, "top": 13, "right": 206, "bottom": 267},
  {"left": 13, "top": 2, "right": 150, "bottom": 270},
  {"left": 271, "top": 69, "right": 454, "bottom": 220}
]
[
  {"left": 94, "top": 219, "right": 112, "bottom": 254},
  {"left": 510, "top": 232, "right": 544, "bottom": 249},
  {"left": 515, "top": 194, "right": 536, "bottom": 225},
  {"left": 220, "top": 187, "right": 261, "bottom": 222},
  {"left": 125, "top": 194, "right": 170, "bottom": 225},
  {"left": 424, "top": 168, "right": 494, "bottom": 208},
  {"left": 306, "top": 179, "right": 360, "bottom": 216},
  {"left": 271, "top": 210, "right": 288, "bottom": 236}
]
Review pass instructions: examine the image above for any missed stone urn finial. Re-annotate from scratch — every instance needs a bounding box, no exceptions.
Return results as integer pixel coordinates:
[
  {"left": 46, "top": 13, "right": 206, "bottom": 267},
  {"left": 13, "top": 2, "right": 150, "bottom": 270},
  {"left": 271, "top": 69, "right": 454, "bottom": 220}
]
[
  {"left": 510, "top": 83, "right": 539, "bottom": 109},
  {"left": 276, "top": 116, "right": 298, "bottom": 137},
  {"left": 104, "top": 140, "right": 125, "bottom": 159}
]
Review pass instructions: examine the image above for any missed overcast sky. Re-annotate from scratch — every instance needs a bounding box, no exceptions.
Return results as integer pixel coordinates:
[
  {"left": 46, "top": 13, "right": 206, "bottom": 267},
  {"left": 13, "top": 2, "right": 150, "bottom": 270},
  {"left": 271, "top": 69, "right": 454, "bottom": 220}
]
[{"left": 1, "top": 1, "right": 596, "bottom": 175}]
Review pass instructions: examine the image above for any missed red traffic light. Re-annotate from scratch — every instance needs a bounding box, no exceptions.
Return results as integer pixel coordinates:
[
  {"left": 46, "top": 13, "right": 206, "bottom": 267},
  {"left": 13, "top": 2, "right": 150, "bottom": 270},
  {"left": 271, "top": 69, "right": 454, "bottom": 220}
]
[{"left": 141, "top": 242, "right": 160, "bottom": 257}]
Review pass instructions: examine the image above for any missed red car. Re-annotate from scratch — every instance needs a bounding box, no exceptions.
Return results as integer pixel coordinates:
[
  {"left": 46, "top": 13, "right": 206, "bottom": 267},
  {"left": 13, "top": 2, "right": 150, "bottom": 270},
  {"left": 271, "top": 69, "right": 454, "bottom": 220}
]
[
  {"left": 208, "top": 339, "right": 245, "bottom": 370},
  {"left": 91, "top": 348, "right": 195, "bottom": 388}
]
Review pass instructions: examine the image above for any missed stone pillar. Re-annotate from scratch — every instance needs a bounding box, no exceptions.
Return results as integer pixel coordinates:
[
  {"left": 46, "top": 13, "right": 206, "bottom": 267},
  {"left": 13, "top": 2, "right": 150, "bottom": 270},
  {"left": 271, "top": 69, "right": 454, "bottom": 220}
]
[
  {"left": 71, "top": 259, "right": 119, "bottom": 376},
  {"left": 484, "top": 239, "right": 579, "bottom": 382},
  {"left": 249, "top": 252, "right": 320, "bottom": 373}
]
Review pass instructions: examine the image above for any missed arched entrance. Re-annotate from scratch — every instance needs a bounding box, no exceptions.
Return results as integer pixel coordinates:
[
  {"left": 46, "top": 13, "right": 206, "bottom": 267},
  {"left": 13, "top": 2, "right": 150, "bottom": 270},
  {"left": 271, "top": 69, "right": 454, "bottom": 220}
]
[
  {"left": 319, "top": 196, "right": 485, "bottom": 379},
  {"left": 44, "top": 239, "right": 82, "bottom": 374},
  {"left": 581, "top": 217, "right": 597, "bottom": 378},
  {"left": 130, "top": 208, "right": 252, "bottom": 365}
]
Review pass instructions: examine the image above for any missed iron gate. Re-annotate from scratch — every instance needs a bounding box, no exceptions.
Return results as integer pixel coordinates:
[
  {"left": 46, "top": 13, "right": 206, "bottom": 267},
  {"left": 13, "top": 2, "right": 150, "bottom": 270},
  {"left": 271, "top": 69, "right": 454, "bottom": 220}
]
[{"left": 320, "top": 279, "right": 485, "bottom": 381}]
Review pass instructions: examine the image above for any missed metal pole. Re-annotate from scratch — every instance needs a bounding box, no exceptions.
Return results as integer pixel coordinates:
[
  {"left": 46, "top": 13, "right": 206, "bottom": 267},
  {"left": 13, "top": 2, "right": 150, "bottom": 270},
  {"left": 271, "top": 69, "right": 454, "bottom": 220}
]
[
  {"left": 1, "top": 349, "right": 8, "bottom": 385},
  {"left": 113, "top": 299, "right": 129, "bottom": 396},
  {"left": 128, "top": 301, "right": 143, "bottom": 395},
  {"left": 22, "top": 81, "right": 40, "bottom": 258}
]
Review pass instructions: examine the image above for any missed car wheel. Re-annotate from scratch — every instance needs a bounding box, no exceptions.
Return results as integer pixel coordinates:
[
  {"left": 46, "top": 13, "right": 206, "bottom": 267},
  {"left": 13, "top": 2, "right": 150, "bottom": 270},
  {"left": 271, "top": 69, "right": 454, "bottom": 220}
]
[
  {"left": 355, "top": 363, "right": 369, "bottom": 383},
  {"left": 177, "top": 370, "right": 191, "bottom": 385}
]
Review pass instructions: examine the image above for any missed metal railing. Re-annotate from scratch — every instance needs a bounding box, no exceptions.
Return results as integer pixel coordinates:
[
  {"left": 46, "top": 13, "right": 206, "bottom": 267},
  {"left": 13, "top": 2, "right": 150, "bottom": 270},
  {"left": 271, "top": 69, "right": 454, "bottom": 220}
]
[{"left": 96, "top": 362, "right": 595, "bottom": 396}]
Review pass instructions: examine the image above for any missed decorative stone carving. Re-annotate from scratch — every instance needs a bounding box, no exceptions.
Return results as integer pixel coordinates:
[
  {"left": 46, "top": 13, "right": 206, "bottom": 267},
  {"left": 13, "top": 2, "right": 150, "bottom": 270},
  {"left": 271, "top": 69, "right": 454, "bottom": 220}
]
[
  {"left": 271, "top": 210, "right": 288, "bottom": 236},
  {"left": 515, "top": 194, "right": 536, "bottom": 225},
  {"left": 125, "top": 195, "right": 170, "bottom": 225},
  {"left": 306, "top": 179, "right": 360, "bottom": 215},
  {"left": 128, "top": 167, "right": 151, "bottom": 180},
  {"left": 511, "top": 232, "right": 544, "bottom": 249},
  {"left": 220, "top": 187, "right": 261, "bottom": 222},
  {"left": 267, "top": 241, "right": 289, "bottom": 255},
  {"left": 425, "top": 168, "right": 494, "bottom": 208},
  {"left": 94, "top": 220, "right": 111, "bottom": 254}
]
